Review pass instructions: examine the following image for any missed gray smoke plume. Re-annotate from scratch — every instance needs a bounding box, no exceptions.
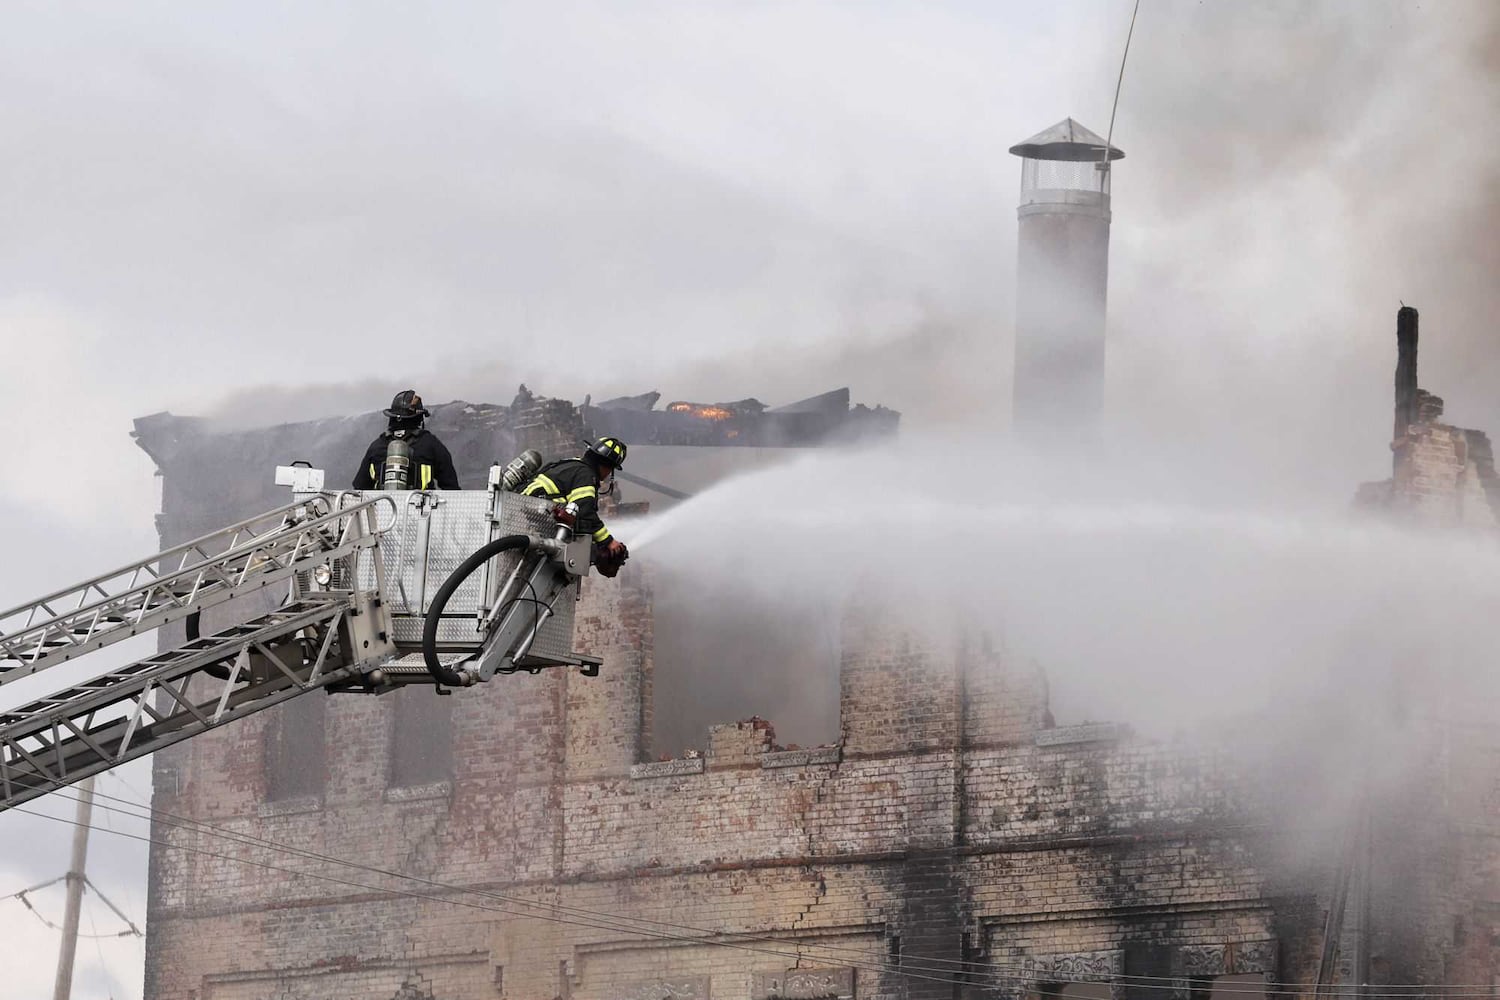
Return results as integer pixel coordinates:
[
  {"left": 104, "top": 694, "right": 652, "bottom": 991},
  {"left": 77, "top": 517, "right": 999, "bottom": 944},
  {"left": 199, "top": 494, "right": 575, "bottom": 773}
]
[
  {"left": 191, "top": 4, "right": 1499, "bottom": 518},
  {"left": 2, "top": 4, "right": 1498, "bottom": 995}
]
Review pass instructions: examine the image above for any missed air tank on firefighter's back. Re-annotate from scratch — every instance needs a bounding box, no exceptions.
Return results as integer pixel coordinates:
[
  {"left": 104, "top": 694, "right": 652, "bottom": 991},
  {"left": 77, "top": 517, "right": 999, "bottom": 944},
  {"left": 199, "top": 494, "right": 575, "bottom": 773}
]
[
  {"left": 382, "top": 436, "right": 412, "bottom": 489},
  {"left": 499, "top": 449, "right": 543, "bottom": 493}
]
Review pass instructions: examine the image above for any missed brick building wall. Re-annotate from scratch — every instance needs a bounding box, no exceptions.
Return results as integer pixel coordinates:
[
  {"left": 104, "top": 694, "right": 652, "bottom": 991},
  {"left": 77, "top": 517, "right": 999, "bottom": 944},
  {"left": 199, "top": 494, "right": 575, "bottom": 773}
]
[
  {"left": 136, "top": 344, "right": 1499, "bottom": 998},
  {"left": 1351, "top": 307, "right": 1500, "bottom": 986},
  {"left": 1356, "top": 390, "right": 1500, "bottom": 529},
  {"left": 142, "top": 591, "right": 1307, "bottom": 999}
]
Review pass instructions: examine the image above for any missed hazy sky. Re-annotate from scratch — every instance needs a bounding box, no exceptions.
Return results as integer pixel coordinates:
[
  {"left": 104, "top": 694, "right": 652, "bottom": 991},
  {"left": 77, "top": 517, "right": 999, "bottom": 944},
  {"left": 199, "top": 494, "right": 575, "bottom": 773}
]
[{"left": 1, "top": 2, "right": 1496, "bottom": 996}]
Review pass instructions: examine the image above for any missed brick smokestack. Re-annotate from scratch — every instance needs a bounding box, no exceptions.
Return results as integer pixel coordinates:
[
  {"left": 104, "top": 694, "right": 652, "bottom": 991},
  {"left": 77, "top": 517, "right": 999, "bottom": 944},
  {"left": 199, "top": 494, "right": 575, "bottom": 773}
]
[{"left": 1009, "top": 118, "right": 1123, "bottom": 441}]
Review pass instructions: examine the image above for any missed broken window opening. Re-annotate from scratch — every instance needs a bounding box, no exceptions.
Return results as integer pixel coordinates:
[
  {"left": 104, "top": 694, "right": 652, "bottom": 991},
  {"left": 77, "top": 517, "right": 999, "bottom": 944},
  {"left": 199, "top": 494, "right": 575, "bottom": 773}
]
[
  {"left": 388, "top": 686, "right": 455, "bottom": 788},
  {"left": 1205, "top": 974, "right": 1267, "bottom": 1000},
  {"left": 264, "top": 689, "right": 327, "bottom": 801},
  {"left": 650, "top": 569, "right": 841, "bottom": 758}
]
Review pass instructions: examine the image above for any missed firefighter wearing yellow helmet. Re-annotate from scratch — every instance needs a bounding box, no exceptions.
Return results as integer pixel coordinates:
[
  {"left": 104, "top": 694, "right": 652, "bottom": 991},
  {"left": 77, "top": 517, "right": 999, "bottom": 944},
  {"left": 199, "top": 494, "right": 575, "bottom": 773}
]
[{"left": 522, "top": 437, "right": 630, "bottom": 577}]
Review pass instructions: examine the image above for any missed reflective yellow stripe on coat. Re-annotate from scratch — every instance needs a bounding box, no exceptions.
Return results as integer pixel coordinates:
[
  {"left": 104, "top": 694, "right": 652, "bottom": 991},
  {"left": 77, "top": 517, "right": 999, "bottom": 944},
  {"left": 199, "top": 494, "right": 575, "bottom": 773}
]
[{"left": 524, "top": 474, "right": 561, "bottom": 498}]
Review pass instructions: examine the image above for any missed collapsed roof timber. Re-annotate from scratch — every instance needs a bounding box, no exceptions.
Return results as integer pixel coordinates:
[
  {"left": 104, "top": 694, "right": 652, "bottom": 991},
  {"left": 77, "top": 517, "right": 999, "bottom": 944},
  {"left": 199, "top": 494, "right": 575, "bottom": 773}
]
[{"left": 584, "top": 386, "right": 899, "bottom": 448}]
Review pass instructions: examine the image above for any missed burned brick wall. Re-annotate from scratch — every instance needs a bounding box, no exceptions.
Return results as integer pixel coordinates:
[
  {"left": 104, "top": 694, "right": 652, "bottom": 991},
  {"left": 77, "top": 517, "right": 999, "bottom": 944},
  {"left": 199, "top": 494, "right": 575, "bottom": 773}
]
[
  {"left": 134, "top": 316, "right": 1500, "bottom": 998},
  {"left": 1356, "top": 309, "right": 1500, "bottom": 529},
  {"left": 137, "top": 386, "right": 1349, "bottom": 999},
  {"left": 1351, "top": 307, "right": 1500, "bottom": 986}
]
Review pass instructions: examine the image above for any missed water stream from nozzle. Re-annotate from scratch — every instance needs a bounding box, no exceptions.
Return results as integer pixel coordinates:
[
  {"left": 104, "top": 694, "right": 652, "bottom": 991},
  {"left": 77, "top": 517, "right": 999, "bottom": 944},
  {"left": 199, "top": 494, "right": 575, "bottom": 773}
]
[{"left": 615, "top": 437, "right": 1500, "bottom": 738}]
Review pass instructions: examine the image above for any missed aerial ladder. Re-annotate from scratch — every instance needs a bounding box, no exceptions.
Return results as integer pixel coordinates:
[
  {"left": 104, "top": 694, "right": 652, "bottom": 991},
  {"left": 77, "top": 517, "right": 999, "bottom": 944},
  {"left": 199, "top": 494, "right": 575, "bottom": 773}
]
[{"left": 0, "top": 463, "right": 604, "bottom": 815}]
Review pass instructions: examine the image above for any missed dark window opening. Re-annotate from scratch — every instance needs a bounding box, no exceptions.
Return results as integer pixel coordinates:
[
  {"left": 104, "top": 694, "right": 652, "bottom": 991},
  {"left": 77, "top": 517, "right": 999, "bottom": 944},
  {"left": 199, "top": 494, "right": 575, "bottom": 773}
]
[
  {"left": 389, "top": 686, "right": 454, "bottom": 788},
  {"left": 650, "top": 569, "right": 841, "bottom": 757},
  {"left": 1026, "top": 980, "right": 1064, "bottom": 1000},
  {"left": 1060, "top": 985, "right": 1112, "bottom": 1000},
  {"left": 265, "top": 691, "right": 327, "bottom": 801},
  {"left": 1029, "top": 982, "right": 1111, "bottom": 1000},
  {"left": 1207, "top": 975, "right": 1267, "bottom": 1000},
  {"left": 612, "top": 446, "right": 844, "bottom": 759}
]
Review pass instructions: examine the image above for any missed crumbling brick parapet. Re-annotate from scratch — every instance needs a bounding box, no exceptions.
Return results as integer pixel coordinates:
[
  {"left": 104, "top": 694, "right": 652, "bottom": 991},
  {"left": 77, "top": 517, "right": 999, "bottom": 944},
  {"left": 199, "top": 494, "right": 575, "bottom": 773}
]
[
  {"left": 1358, "top": 307, "right": 1500, "bottom": 529},
  {"left": 708, "top": 716, "right": 777, "bottom": 768}
]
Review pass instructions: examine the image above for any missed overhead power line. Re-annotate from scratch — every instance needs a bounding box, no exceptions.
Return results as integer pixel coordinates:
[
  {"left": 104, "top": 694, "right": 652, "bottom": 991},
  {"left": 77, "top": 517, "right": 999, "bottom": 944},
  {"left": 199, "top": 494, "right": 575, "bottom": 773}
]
[
  {"left": 4, "top": 877, "right": 141, "bottom": 940},
  {"left": 1101, "top": 0, "right": 1140, "bottom": 190},
  {"left": 18, "top": 802, "right": 968, "bottom": 992},
  {"left": 22, "top": 787, "right": 1500, "bottom": 997}
]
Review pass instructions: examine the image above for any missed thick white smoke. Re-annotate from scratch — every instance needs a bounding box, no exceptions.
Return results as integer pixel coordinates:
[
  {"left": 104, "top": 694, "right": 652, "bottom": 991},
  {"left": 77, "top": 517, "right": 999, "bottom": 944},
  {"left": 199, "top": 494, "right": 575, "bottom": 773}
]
[{"left": 624, "top": 433, "right": 1500, "bottom": 754}]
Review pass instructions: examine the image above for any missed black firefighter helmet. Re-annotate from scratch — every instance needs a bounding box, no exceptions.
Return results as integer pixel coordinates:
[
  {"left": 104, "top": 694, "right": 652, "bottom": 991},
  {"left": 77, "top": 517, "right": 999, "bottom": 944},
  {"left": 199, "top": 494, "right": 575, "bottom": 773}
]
[
  {"left": 587, "top": 436, "right": 627, "bottom": 469},
  {"left": 384, "top": 389, "right": 431, "bottom": 423}
]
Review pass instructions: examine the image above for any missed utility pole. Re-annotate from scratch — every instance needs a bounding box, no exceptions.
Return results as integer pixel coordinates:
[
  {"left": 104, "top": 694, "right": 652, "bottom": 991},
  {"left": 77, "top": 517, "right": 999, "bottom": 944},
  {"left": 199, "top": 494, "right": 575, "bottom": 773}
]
[
  {"left": 52, "top": 774, "right": 95, "bottom": 1000},
  {"left": 1353, "top": 790, "right": 1373, "bottom": 1000}
]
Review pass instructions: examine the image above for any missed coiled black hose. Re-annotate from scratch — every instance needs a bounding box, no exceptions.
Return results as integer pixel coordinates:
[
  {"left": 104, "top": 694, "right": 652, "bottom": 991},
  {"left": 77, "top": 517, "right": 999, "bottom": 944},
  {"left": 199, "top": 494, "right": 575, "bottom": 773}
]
[{"left": 421, "top": 534, "right": 533, "bottom": 687}]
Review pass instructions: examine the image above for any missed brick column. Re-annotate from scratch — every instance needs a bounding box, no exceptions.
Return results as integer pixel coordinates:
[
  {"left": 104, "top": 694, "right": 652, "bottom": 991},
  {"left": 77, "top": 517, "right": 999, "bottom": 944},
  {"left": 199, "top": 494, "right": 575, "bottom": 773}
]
[
  {"left": 565, "top": 566, "right": 654, "bottom": 779},
  {"left": 843, "top": 602, "right": 969, "bottom": 997},
  {"left": 839, "top": 605, "right": 961, "bottom": 757}
]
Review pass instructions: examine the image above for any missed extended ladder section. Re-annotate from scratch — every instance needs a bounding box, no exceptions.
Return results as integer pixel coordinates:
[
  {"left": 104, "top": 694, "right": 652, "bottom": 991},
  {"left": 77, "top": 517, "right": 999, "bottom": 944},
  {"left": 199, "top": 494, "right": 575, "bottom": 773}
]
[
  {"left": 0, "top": 496, "right": 379, "bottom": 682},
  {"left": 0, "top": 599, "right": 361, "bottom": 810},
  {"left": 0, "top": 479, "right": 604, "bottom": 815}
]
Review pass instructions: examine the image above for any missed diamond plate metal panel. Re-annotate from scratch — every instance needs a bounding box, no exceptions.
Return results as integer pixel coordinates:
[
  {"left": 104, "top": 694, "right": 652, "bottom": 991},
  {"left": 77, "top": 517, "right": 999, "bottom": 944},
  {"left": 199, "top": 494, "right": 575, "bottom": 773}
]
[
  {"left": 385, "top": 501, "right": 424, "bottom": 614},
  {"left": 330, "top": 490, "right": 583, "bottom": 665},
  {"left": 496, "top": 493, "right": 580, "bottom": 666},
  {"left": 419, "top": 492, "right": 498, "bottom": 614},
  {"left": 516, "top": 581, "right": 578, "bottom": 667},
  {"left": 348, "top": 491, "right": 490, "bottom": 619},
  {"left": 391, "top": 615, "right": 486, "bottom": 647}
]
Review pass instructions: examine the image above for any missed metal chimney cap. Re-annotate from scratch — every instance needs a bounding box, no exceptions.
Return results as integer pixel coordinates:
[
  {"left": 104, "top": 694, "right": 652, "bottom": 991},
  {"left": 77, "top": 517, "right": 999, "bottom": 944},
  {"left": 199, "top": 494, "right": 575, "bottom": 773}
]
[{"left": 1008, "top": 117, "right": 1125, "bottom": 162}]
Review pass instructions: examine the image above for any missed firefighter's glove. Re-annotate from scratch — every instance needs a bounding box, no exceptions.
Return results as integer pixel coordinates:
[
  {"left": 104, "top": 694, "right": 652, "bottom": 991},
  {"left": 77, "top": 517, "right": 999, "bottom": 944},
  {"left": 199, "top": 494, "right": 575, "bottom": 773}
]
[{"left": 594, "top": 538, "right": 629, "bottom": 578}]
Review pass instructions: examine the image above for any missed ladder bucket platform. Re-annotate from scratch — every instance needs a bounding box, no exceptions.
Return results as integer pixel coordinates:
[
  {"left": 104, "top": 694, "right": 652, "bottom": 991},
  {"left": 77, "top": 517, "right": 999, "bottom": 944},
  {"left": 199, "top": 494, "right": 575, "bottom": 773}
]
[{"left": 0, "top": 475, "right": 608, "bottom": 814}]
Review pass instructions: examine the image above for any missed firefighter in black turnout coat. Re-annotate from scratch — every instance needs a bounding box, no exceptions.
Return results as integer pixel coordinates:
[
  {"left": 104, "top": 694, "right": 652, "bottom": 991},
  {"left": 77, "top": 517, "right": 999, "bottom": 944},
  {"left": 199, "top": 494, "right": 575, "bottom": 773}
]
[
  {"left": 352, "top": 390, "right": 461, "bottom": 491},
  {"left": 523, "top": 437, "right": 631, "bottom": 577}
]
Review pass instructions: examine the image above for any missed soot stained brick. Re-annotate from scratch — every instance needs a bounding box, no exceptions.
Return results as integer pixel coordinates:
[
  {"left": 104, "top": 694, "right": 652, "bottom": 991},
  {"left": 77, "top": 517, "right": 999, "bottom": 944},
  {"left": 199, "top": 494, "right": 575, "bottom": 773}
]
[{"left": 138, "top": 343, "right": 1500, "bottom": 997}]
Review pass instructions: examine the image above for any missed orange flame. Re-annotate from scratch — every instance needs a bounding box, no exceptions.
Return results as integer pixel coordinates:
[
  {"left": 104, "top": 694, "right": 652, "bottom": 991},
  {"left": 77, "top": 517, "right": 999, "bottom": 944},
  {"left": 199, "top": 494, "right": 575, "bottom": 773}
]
[{"left": 667, "top": 402, "right": 734, "bottom": 420}]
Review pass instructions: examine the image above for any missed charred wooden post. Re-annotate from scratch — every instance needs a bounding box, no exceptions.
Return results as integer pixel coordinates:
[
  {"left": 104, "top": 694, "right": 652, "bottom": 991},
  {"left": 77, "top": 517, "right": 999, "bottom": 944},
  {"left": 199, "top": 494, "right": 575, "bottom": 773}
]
[{"left": 1394, "top": 305, "right": 1420, "bottom": 446}]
